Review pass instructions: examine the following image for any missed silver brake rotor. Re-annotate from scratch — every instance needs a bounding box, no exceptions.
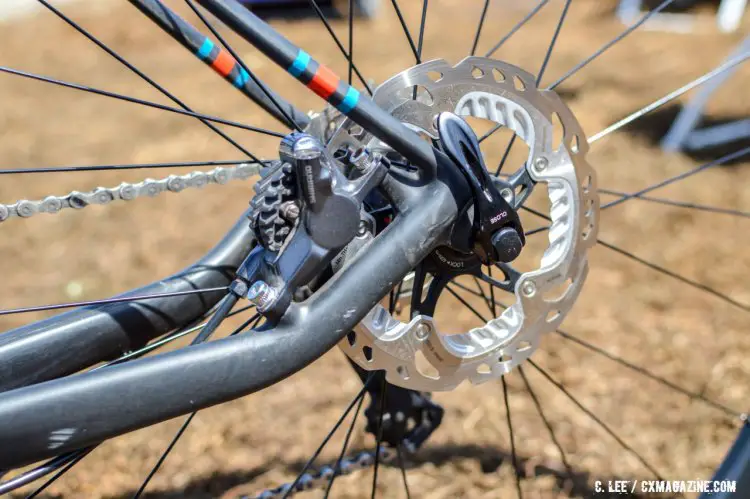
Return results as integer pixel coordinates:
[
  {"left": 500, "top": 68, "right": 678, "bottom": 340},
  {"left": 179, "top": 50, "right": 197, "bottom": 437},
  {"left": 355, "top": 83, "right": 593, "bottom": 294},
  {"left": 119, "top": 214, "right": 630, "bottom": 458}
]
[{"left": 330, "top": 57, "right": 599, "bottom": 391}]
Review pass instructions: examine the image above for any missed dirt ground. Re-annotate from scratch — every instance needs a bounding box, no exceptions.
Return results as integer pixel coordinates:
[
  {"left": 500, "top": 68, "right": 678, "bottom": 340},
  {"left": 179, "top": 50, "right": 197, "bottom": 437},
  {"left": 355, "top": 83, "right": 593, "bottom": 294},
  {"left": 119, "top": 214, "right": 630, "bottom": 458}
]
[{"left": 1, "top": 0, "right": 750, "bottom": 497}]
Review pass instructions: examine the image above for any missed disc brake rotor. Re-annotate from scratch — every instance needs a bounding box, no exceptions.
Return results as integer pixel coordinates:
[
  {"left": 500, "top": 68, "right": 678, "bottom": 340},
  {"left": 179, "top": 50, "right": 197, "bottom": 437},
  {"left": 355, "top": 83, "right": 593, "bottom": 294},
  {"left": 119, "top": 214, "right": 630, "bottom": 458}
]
[{"left": 330, "top": 57, "right": 599, "bottom": 391}]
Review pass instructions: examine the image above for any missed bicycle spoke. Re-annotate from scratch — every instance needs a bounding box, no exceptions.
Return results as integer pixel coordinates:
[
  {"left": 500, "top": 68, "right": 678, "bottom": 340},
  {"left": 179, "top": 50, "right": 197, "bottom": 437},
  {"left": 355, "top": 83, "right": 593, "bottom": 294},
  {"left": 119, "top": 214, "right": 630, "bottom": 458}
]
[
  {"left": 603, "top": 146, "right": 750, "bottom": 211},
  {"left": 184, "top": 0, "right": 304, "bottom": 132},
  {"left": 348, "top": 0, "right": 354, "bottom": 86},
  {"left": 494, "top": 0, "right": 572, "bottom": 174},
  {"left": 588, "top": 53, "right": 750, "bottom": 144},
  {"left": 470, "top": 0, "right": 491, "bottom": 56},
  {"left": 323, "top": 386, "right": 367, "bottom": 498},
  {"left": 445, "top": 285, "right": 490, "bottom": 322},
  {"left": 396, "top": 445, "right": 412, "bottom": 499},
  {"left": 389, "top": 0, "right": 420, "bottom": 63},
  {"left": 0, "top": 287, "right": 228, "bottom": 317},
  {"left": 133, "top": 311, "right": 262, "bottom": 498},
  {"left": 548, "top": 0, "right": 677, "bottom": 90},
  {"left": 520, "top": 203, "right": 750, "bottom": 312},
  {"left": 283, "top": 373, "right": 376, "bottom": 499},
  {"left": 517, "top": 367, "right": 574, "bottom": 478},
  {"left": 484, "top": 0, "right": 551, "bottom": 58},
  {"left": 370, "top": 374, "right": 387, "bottom": 499},
  {"left": 553, "top": 329, "right": 741, "bottom": 418},
  {"left": 0, "top": 159, "right": 263, "bottom": 176},
  {"left": 37, "top": 0, "right": 257, "bottom": 159},
  {"left": 416, "top": 0, "right": 429, "bottom": 60},
  {"left": 528, "top": 359, "right": 667, "bottom": 480},
  {"left": 0, "top": 66, "right": 283, "bottom": 137},
  {"left": 598, "top": 239, "right": 750, "bottom": 313},
  {"left": 307, "top": 0, "right": 373, "bottom": 94},
  {"left": 24, "top": 448, "right": 93, "bottom": 499},
  {"left": 472, "top": 275, "right": 496, "bottom": 315},
  {"left": 502, "top": 376, "right": 523, "bottom": 499},
  {"left": 599, "top": 188, "right": 750, "bottom": 219}
]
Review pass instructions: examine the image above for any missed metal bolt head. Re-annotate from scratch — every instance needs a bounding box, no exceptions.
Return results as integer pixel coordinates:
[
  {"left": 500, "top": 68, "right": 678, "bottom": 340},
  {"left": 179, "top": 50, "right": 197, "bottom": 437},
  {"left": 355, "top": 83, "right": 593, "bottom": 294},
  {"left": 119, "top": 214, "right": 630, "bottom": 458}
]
[
  {"left": 247, "top": 281, "right": 276, "bottom": 310},
  {"left": 415, "top": 323, "right": 431, "bottom": 340},
  {"left": 533, "top": 156, "right": 548, "bottom": 173},
  {"left": 280, "top": 201, "right": 300, "bottom": 222},
  {"left": 500, "top": 188, "right": 513, "bottom": 203},
  {"left": 521, "top": 280, "right": 536, "bottom": 297},
  {"left": 492, "top": 227, "right": 523, "bottom": 263}
]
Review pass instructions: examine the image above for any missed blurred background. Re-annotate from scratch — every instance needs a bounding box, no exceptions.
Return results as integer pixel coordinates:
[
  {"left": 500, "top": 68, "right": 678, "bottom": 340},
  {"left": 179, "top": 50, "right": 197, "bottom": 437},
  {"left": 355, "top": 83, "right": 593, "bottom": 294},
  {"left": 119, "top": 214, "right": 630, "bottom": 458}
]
[{"left": 1, "top": 0, "right": 749, "bottom": 497}]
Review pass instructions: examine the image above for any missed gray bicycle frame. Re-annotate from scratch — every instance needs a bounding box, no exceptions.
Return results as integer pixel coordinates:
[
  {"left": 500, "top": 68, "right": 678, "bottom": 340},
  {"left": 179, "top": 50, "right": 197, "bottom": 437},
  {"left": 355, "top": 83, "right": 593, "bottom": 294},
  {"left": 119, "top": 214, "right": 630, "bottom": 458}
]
[{"left": 0, "top": 0, "right": 471, "bottom": 470}]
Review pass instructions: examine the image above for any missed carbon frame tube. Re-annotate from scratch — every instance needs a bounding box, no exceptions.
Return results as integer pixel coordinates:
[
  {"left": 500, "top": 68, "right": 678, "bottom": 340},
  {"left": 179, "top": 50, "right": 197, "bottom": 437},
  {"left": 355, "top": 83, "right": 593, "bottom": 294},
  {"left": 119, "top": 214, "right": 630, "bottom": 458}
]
[
  {"left": 128, "top": 0, "right": 309, "bottom": 130},
  {"left": 0, "top": 209, "right": 255, "bottom": 392},
  {"left": 195, "top": 0, "right": 439, "bottom": 174},
  {"left": 0, "top": 175, "right": 461, "bottom": 469}
]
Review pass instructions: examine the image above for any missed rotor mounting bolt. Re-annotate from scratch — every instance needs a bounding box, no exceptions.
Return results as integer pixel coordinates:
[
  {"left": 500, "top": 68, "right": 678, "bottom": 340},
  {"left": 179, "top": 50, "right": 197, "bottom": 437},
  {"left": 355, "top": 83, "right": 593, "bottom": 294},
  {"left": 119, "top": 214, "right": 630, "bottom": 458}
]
[
  {"left": 491, "top": 227, "right": 523, "bottom": 263},
  {"left": 533, "top": 156, "right": 548, "bottom": 173},
  {"left": 246, "top": 281, "right": 276, "bottom": 310},
  {"left": 500, "top": 188, "right": 513, "bottom": 203},
  {"left": 521, "top": 280, "right": 536, "bottom": 297},
  {"left": 415, "top": 323, "right": 431, "bottom": 340}
]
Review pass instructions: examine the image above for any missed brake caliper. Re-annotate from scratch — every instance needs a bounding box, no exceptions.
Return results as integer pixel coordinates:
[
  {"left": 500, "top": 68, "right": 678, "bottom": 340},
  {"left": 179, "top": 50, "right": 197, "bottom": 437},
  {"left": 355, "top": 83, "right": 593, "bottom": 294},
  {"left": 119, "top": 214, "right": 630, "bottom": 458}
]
[{"left": 240, "top": 132, "right": 388, "bottom": 319}]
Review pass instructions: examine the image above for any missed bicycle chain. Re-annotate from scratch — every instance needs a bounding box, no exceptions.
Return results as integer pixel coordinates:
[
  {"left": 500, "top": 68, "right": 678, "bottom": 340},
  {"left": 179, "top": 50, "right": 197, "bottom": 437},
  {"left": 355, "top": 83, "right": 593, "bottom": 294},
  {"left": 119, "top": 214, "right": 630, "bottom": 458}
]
[
  {"left": 242, "top": 447, "right": 394, "bottom": 499},
  {"left": 0, "top": 162, "right": 268, "bottom": 222}
]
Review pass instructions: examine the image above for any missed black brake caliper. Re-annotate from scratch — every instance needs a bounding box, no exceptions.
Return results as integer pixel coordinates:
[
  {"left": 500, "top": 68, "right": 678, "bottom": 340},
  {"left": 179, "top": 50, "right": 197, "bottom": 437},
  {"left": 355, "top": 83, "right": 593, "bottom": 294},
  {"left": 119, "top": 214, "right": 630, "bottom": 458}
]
[{"left": 436, "top": 112, "right": 526, "bottom": 264}]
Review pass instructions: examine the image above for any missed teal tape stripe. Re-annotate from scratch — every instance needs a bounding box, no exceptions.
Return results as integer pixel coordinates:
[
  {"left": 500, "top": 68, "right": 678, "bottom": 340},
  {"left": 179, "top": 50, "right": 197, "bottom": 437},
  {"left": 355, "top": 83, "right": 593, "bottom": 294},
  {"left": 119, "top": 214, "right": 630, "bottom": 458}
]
[
  {"left": 197, "top": 38, "right": 214, "bottom": 60},
  {"left": 337, "top": 86, "right": 360, "bottom": 114},
  {"left": 234, "top": 67, "right": 250, "bottom": 88},
  {"left": 288, "top": 50, "right": 311, "bottom": 78}
]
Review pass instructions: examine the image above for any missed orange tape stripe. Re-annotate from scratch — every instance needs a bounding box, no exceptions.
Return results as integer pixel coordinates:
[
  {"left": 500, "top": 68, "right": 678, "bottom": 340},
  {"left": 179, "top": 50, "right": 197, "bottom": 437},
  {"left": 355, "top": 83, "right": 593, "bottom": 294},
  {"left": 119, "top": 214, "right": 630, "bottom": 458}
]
[
  {"left": 308, "top": 64, "right": 339, "bottom": 100},
  {"left": 212, "top": 49, "right": 235, "bottom": 78}
]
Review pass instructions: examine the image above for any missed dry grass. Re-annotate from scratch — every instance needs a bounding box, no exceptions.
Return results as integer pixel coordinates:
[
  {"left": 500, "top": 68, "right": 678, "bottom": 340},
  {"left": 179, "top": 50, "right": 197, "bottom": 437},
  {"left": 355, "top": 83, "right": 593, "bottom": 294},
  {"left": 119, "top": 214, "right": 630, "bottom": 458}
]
[{"left": 1, "top": 0, "right": 749, "bottom": 497}]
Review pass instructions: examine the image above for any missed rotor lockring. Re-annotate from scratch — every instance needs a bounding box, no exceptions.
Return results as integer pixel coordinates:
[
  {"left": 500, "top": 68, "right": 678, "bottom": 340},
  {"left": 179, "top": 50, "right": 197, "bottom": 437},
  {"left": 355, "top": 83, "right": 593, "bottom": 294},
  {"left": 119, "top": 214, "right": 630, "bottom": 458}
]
[{"left": 331, "top": 57, "right": 599, "bottom": 391}]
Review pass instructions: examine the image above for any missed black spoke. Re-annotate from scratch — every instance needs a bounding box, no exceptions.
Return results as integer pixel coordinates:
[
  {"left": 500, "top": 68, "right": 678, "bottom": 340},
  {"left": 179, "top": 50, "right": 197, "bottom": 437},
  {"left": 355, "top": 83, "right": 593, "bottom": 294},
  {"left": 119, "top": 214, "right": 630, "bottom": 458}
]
[
  {"left": 389, "top": 0, "right": 420, "bottom": 63},
  {"left": 484, "top": 0, "right": 551, "bottom": 58},
  {"left": 184, "top": 0, "right": 304, "bottom": 132},
  {"left": 548, "top": 0, "right": 677, "bottom": 90},
  {"left": 470, "top": 0, "right": 491, "bottom": 56},
  {"left": 0, "top": 286, "right": 228, "bottom": 317},
  {"left": 0, "top": 159, "right": 262, "bottom": 176},
  {"left": 487, "top": 268, "right": 498, "bottom": 317},
  {"left": 472, "top": 275, "right": 495, "bottom": 315},
  {"left": 348, "top": 0, "right": 355, "bottom": 86},
  {"left": 502, "top": 376, "right": 523, "bottom": 499},
  {"left": 0, "top": 66, "right": 283, "bottom": 137},
  {"left": 24, "top": 448, "right": 93, "bottom": 499},
  {"left": 520, "top": 203, "right": 750, "bottom": 312},
  {"left": 370, "top": 374, "right": 387, "bottom": 499},
  {"left": 445, "top": 285, "right": 490, "bottom": 322},
  {"left": 323, "top": 385, "right": 367, "bottom": 498},
  {"left": 517, "top": 367, "right": 574, "bottom": 478},
  {"left": 528, "top": 359, "right": 667, "bottom": 480},
  {"left": 602, "top": 146, "right": 750, "bottom": 211},
  {"left": 133, "top": 311, "right": 262, "bottom": 498},
  {"left": 36, "top": 0, "right": 258, "bottom": 160},
  {"left": 283, "top": 373, "right": 376, "bottom": 499},
  {"left": 598, "top": 239, "right": 750, "bottom": 313},
  {"left": 416, "top": 0, "right": 429, "bottom": 60},
  {"left": 554, "top": 329, "right": 741, "bottom": 418},
  {"left": 599, "top": 188, "right": 750, "bottom": 218},
  {"left": 493, "top": 0, "right": 571, "bottom": 174},
  {"left": 307, "top": 0, "right": 373, "bottom": 94},
  {"left": 396, "top": 445, "right": 412, "bottom": 499}
]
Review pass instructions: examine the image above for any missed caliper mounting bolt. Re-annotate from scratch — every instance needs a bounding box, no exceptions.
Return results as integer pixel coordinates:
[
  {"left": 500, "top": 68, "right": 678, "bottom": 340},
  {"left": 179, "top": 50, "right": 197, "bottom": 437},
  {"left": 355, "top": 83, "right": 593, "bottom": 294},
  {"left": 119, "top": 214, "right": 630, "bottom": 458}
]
[{"left": 247, "top": 280, "right": 277, "bottom": 310}]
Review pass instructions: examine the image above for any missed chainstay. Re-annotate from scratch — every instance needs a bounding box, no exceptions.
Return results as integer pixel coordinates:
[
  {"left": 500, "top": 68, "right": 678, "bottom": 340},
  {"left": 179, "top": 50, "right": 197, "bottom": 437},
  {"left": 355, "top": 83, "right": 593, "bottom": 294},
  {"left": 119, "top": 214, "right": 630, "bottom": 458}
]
[
  {"left": 241, "top": 447, "right": 394, "bottom": 499},
  {"left": 0, "top": 162, "right": 272, "bottom": 222}
]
